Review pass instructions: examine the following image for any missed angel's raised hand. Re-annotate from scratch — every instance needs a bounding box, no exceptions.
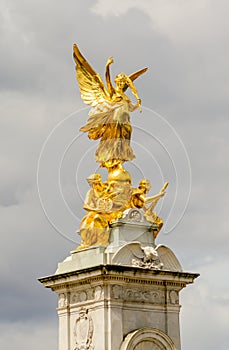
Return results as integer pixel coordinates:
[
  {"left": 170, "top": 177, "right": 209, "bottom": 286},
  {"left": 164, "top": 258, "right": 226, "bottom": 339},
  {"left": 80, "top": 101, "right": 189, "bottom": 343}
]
[{"left": 106, "top": 57, "right": 114, "bottom": 66}]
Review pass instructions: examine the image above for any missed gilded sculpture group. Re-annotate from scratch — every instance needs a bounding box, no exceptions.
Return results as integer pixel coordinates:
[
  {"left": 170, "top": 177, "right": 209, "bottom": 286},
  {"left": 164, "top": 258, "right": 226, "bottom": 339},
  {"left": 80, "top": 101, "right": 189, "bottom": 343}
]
[{"left": 73, "top": 44, "right": 168, "bottom": 249}]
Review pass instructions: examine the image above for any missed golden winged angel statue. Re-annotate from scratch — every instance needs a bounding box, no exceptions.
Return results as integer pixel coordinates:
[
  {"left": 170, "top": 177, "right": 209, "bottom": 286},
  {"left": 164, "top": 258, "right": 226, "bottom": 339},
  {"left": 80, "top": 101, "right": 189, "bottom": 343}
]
[
  {"left": 73, "top": 44, "right": 168, "bottom": 250},
  {"left": 73, "top": 43, "right": 148, "bottom": 169}
]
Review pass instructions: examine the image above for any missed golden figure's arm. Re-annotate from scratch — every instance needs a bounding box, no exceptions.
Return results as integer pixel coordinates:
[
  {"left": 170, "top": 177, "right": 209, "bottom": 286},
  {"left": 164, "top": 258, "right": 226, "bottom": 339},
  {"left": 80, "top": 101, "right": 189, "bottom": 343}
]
[
  {"left": 122, "top": 67, "right": 148, "bottom": 112},
  {"left": 122, "top": 67, "right": 148, "bottom": 93},
  {"left": 144, "top": 193, "right": 164, "bottom": 204},
  {"left": 83, "top": 194, "right": 104, "bottom": 212},
  {"left": 83, "top": 190, "right": 97, "bottom": 211},
  {"left": 105, "top": 57, "right": 115, "bottom": 98},
  {"left": 145, "top": 182, "right": 169, "bottom": 205},
  {"left": 123, "top": 76, "right": 142, "bottom": 112},
  {"left": 129, "top": 102, "right": 140, "bottom": 112}
]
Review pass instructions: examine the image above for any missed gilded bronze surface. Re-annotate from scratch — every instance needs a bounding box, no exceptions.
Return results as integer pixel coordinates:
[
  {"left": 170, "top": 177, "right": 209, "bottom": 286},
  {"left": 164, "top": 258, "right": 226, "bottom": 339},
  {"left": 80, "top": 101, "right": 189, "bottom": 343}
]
[
  {"left": 131, "top": 180, "right": 168, "bottom": 239},
  {"left": 73, "top": 43, "right": 147, "bottom": 169},
  {"left": 73, "top": 44, "right": 168, "bottom": 249}
]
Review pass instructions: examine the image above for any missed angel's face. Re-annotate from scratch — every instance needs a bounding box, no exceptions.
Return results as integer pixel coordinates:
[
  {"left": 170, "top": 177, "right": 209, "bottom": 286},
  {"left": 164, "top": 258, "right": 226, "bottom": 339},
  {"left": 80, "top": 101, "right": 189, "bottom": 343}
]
[
  {"left": 116, "top": 79, "right": 126, "bottom": 89},
  {"left": 115, "top": 74, "right": 127, "bottom": 90},
  {"left": 139, "top": 181, "right": 151, "bottom": 193}
]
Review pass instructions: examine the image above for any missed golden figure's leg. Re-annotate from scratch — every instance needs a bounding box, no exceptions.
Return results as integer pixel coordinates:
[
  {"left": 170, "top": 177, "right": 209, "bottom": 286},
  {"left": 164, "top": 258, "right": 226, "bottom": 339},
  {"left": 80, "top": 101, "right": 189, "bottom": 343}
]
[{"left": 153, "top": 216, "right": 163, "bottom": 240}]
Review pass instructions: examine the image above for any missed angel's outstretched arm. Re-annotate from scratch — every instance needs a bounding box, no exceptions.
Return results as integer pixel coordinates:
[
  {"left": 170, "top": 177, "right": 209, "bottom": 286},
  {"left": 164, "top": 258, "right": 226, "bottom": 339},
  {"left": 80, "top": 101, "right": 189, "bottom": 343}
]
[
  {"left": 126, "top": 77, "right": 142, "bottom": 112},
  {"left": 129, "top": 102, "right": 141, "bottom": 112},
  {"left": 105, "top": 57, "right": 115, "bottom": 98}
]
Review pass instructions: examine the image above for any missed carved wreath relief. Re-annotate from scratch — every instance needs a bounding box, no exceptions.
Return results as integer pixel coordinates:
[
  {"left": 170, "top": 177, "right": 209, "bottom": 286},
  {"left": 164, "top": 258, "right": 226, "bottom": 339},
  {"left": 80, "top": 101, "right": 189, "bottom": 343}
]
[
  {"left": 71, "top": 286, "right": 104, "bottom": 305},
  {"left": 73, "top": 308, "right": 94, "bottom": 350},
  {"left": 111, "top": 285, "right": 164, "bottom": 304},
  {"left": 128, "top": 209, "right": 143, "bottom": 222}
]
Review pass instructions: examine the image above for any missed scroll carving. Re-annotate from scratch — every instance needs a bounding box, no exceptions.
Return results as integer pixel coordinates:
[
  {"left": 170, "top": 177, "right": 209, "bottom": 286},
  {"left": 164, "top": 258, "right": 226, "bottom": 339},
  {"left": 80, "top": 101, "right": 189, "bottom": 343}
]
[{"left": 111, "top": 285, "right": 164, "bottom": 304}]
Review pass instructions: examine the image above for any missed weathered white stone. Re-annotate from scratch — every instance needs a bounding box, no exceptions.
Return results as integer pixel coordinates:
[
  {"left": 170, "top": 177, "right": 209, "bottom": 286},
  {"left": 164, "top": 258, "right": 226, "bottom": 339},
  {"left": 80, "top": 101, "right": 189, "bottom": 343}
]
[
  {"left": 156, "top": 245, "right": 183, "bottom": 272},
  {"left": 55, "top": 245, "right": 107, "bottom": 274},
  {"left": 39, "top": 264, "right": 198, "bottom": 350},
  {"left": 120, "top": 328, "right": 177, "bottom": 349},
  {"left": 107, "top": 208, "right": 157, "bottom": 254}
]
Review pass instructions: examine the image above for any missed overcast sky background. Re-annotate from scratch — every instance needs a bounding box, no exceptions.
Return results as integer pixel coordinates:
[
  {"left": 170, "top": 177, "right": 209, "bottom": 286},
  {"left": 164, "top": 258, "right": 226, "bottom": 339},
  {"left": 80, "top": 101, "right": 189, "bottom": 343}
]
[{"left": 0, "top": 1, "right": 229, "bottom": 349}]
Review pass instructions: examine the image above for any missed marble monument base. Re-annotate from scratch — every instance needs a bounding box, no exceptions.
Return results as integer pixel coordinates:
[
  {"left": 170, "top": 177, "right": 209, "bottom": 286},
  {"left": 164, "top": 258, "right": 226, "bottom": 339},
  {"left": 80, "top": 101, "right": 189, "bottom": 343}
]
[
  {"left": 39, "top": 209, "right": 199, "bottom": 350},
  {"left": 39, "top": 264, "right": 198, "bottom": 350}
]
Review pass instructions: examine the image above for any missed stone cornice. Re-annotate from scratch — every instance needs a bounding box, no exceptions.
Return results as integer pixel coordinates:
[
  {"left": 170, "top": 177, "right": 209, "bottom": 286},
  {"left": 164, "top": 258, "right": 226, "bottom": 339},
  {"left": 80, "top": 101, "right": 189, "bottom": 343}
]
[{"left": 38, "top": 264, "right": 199, "bottom": 291}]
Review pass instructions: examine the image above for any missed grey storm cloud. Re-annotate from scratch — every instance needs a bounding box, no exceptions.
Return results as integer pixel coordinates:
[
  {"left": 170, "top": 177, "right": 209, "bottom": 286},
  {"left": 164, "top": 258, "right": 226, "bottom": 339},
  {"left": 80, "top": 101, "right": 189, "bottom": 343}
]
[{"left": 0, "top": 1, "right": 229, "bottom": 350}]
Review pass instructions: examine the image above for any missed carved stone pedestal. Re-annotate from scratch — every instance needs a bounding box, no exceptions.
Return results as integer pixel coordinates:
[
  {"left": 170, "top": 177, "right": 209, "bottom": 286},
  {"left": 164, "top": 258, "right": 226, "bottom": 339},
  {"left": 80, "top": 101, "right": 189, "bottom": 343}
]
[
  {"left": 39, "top": 264, "right": 198, "bottom": 350},
  {"left": 39, "top": 210, "right": 199, "bottom": 350}
]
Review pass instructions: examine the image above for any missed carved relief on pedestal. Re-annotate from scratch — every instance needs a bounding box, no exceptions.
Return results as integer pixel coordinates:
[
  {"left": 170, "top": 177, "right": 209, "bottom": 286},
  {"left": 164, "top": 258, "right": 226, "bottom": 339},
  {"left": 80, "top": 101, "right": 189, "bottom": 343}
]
[
  {"left": 169, "top": 290, "right": 179, "bottom": 304},
  {"left": 73, "top": 308, "right": 94, "bottom": 350},
  {"left": 112, "top": 242, "right": 165, "bottom": 270},
  {"left": 94, "top": 285, "right": 103, "bottom": 300},
  {"left": 132, "top": 258, "right": 163, "bottom": 270},
  {"left": 150, "top": 292, "right": 161, "bottom": 303},
  {"left": 71, "top": 286, "right": 104, "bottom": 305},
  {"left": 111, "top": 284, "right": 123, "bottom": 299},
  {"left": 124, "top": 289, "right": 163, "bottom": 303},
  {"left": 79, "top": 291, "right": 87, "bottom": 302},
  {"left": 87, "top": 288, "right": 94, "bottom": 300},
  {"left": 71, "top": 293, "right": 79, "bottom": 304},
  {"left": 111, "top": 285, "right": 164, "bottom": 304},
  {"left": 123, "top": 208, "right": 145, "bottom": 223},
  {"left": 132, "top": 246, "right": 163, "bottom": 270},
  {"left": 58, "top": 293, "right": 67, "bottom": 308}
]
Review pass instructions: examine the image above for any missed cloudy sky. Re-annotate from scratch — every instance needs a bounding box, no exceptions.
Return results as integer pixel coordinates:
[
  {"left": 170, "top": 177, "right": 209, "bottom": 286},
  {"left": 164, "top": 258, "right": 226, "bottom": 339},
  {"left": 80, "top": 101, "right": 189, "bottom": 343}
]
[{"left": 1, "top": 0, "right": 228, "bottom": 349}]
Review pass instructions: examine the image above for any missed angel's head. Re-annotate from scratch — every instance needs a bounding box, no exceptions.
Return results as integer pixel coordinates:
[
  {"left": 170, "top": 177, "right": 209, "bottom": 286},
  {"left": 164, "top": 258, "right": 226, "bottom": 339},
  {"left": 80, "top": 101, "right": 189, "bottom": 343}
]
[
  {"left": 139, "top": 179, "right": 151, "bottom": 193},
  {"left": 114, "top": 73, "right": 128, "bottom": 90},
  {"left": 87, "top": 173, "right": 103, "bottom": 190},
  {"left": 115, "top": 73, "right": 140, "bottom": 103}
]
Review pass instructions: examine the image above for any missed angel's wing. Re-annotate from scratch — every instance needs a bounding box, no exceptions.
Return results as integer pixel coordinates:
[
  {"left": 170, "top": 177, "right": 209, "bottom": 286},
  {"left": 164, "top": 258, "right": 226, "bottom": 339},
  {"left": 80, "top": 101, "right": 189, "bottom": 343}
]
[
  {"left": 73, "top": 44, "right": 109, "bottom": 106},
  {"left": 123, "top": 67, "right": 148, "bottom": 92}
]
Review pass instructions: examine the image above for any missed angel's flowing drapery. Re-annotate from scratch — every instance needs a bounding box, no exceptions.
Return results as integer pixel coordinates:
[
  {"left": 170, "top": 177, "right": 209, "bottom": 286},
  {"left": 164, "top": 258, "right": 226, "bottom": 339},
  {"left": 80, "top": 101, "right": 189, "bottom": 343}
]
[{"left": 80, "top": 100, "right": 135, "bottom": 166}]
